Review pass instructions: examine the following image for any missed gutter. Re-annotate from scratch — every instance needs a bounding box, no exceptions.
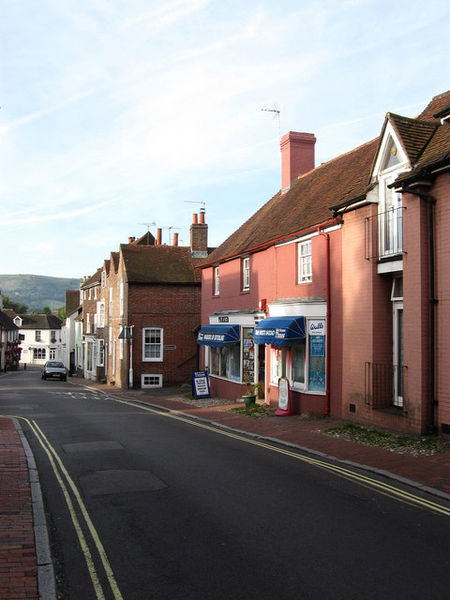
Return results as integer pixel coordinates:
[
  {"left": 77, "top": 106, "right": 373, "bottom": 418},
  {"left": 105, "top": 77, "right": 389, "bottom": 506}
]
[
  {"left": 317, "top": 228, "right": 331, "bottom": 416},
  {"left": 402, "top": 186, "right": 437, "bottom": 434},
  {"left": 197, "top": 217, "right": 341, "bottom": 269}
]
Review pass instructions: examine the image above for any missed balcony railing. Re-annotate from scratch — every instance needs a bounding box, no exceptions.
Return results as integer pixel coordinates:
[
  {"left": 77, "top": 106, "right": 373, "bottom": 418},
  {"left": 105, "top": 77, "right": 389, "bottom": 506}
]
[
  {"left": 365, "top": 206, "right": 405, "bottom": 261},
  {"left": 365, "top": 362, "right": 407, "bottom": 410}
]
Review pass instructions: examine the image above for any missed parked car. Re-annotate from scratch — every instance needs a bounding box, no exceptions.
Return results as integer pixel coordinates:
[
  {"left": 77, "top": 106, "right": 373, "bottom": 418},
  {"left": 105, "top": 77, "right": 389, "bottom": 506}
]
[{"left": 41, "top": 360, "right": 67, "bottom": 381}]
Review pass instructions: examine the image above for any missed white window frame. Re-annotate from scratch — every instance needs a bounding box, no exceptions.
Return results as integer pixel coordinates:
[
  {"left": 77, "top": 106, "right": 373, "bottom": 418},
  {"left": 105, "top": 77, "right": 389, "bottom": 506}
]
[
  {"left": 142, "top": 327, "right": 163, "bottom": 362},
  {"left": 141, "top": 374, "right": 163, "bottom": 388},
  {"left": 213, "top": 266, "right": 220, "bottom": 296},
  {"left": 242, "top": 257, "right": 250, "bottom": 291},
  {"left": 49, "top": 348, "right": 56, "bottom": 360},
  {"left": 109, "top": 287, "right": 113, "bottom": 316},
  {"left": 298, "top": 240, "right": 312, "bottom": 283},
  {"left": 97, "top": 339, "right": 105, "bottom": 367},
  {"left": 86, "top": 313, "right": 90, "bottom": 333},
  {"left": 35, "top": 330, "right": 42, "bottom": 342},
  {"left": 96, "top": 301, "right": 105, "bottom": 328}
]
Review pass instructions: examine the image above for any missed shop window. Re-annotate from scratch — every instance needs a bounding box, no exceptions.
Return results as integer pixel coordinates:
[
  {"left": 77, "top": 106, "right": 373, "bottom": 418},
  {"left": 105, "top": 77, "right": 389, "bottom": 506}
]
[
  {"left": 298, "top": 240, "right": 312, "bottom": 283},
  {"left": 33, "top": 348, "right": 46, "bottom": 360},
  {"left": 242, "top": 327, "right": 255, "bottom": 382},
  {"left": 269, "top": 322, "right": 326, "bottom": 393},
  {"left": 292, "top": 342, "right": 305, "bottom": 385},
  {"left": 209, "top": 345, "right": 240, "bottom": 381},
  {"left": 308, "top": 332, "right": 326, "bottom": 392},
  {"left": 143, "top": 327, "right": 163, "bottom": 362}
]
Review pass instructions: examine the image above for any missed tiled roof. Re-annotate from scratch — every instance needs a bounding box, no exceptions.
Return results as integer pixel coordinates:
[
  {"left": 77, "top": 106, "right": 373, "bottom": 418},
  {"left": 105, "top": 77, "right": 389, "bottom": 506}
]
[
  {"left": 111, "top": 252, "right": 120, "bottom": 272},
  {"left": 0, "top": 310, "right": 18, "bottom": 330},
  {"left": 81, "top": 269, "right": 101, "bottom": 289},
  {"left": 417, "top": 90, "right": 450, "bottom": 120},
  {"left": 16, "top": 314, "right": 62, "bottom": 330},
  {"left": 121, "top": 245, "right": 201, "bottom": 284},
  {"left": 388, "top": 113, "right": 438, "bottom": 164},
  {"left": 204, "top": 137, "right": 378, "bottom": 264},
  {"left": 395, "top": 124, "right": 450, "bottom": 186},
  {"left": 133, "top": 231, "right": 156, "bottom": 245},
  {"left": 65, "top": 290, "right": 80, "bottom": 316}
]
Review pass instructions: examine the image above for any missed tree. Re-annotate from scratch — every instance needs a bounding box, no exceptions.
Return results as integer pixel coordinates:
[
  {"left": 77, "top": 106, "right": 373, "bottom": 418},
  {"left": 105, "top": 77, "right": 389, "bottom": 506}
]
[
  {"left": 2, "top": 295, "right": 28, "bottom": 314},
  {"left": 42, "top": 306, "right": 51, "bottom": 314}
]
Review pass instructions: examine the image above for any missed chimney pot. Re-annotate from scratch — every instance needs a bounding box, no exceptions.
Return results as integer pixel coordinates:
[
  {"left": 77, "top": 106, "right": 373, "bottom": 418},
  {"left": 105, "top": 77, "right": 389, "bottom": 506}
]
[
  {"left": 192, "top": 213, "right": 198, "bottom": 224},
  {"left": 173, "top": 232, "right": 179, "bottom": 246},
  {"left": 199, "top": 211, "right": 205, "bottom": 224},
  {"left": 280, "top": 131, "right": 316, "bottom": 191},
  {"left": 156, "top": 228, "right": 162, "bottom": 245}
]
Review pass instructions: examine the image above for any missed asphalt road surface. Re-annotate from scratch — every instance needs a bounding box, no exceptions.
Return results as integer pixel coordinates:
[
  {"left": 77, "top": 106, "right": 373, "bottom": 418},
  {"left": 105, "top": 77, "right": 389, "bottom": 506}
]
[{"left": 1, "top": 368, "right": 449, "bottom": 600}]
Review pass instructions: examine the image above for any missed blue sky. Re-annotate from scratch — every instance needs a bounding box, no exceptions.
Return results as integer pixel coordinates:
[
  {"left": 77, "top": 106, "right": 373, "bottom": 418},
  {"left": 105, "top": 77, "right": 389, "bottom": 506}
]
[{"left": 0, "top": 0, "right": 448, "bottom": 278}]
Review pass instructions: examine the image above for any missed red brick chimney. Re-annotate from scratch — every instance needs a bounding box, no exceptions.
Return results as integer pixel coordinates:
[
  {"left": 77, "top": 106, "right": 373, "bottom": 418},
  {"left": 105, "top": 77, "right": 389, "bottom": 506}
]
[
  {"left": 280, "top": 131, "right": 316, "bottom": 192},
  {"left": 190, "top": 211, "right": 208, "bottom": 258}
]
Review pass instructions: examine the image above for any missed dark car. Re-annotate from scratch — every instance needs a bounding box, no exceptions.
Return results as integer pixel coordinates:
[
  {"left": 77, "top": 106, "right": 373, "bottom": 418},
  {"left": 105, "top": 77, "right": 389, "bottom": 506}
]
[{"left": 41, "top": 360, "right": 67, "bottom": 381}]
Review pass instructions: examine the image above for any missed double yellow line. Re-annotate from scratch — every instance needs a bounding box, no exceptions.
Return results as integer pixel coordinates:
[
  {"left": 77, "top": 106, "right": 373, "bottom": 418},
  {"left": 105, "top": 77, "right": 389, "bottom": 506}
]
[
  {"left": 106, "top": 395, "right": 450, "bottom": 518},
  {"left": 18, "top": 416, "right": 123, "bottom": 600}
]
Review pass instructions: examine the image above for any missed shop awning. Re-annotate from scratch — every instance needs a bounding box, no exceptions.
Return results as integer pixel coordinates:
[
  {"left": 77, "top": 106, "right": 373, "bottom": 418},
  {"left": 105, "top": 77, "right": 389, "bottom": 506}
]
[
  {"left": 254, "top": 316, "right": 306, "bottom": 346},
  {"left": 197, "top": 324, "right": 240, "bottom": 347}
]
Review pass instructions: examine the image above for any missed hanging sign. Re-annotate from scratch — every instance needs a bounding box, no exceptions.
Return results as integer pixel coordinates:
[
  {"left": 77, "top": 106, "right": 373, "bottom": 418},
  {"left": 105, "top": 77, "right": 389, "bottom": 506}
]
[{"left": 192, "top": 371, "right": 211, "bottom": 399}]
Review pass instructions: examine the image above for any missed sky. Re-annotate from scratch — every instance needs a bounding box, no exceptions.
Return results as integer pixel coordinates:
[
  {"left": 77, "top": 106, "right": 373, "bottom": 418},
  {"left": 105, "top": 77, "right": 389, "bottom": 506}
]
[{"left": 0, "top": 0, "right": 448, "bottom": 279}]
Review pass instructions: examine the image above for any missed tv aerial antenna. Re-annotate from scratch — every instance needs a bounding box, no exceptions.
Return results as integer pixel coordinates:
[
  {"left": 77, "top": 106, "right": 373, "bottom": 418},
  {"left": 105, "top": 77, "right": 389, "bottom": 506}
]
[
  {"left": 162, "top": 225, "right": 181, "bottom": 244},
  {"left": 261, "top": 103, "right": 281, "bottom": 138},
  {"left": 138, "top": 221, "right": 156, "bottom": 232},
  {"left": 184, "top": 200, "right": 206, "bottom": 214}
]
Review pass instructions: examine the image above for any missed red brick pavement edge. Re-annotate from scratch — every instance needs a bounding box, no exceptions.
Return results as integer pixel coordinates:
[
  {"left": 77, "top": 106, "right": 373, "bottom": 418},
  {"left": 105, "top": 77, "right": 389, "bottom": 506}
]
[{"left": 0, "top": 417, "right": 38, "bottom": 600}]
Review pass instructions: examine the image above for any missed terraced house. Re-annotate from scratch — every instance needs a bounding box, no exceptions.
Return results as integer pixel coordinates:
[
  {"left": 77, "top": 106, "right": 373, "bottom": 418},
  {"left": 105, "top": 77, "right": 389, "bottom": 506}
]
[
  {"left": 197, "top": 90, "right": 450, "bottom": 436},
  {"left": 78, "top": 213, "right": 211, "bottom": 389}
]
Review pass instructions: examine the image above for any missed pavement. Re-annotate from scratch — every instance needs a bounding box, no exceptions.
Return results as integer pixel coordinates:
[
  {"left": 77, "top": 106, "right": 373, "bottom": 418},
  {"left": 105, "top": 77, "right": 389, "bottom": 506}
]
[{"left": 1, "top": 374, "right": 449, "bottom": 599}]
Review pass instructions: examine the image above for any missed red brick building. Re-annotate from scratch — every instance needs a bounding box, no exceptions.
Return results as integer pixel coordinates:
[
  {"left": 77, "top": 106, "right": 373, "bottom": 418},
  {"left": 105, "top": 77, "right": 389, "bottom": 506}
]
[
  {"left": 198, "top": 90, "right": 450, "bottom": 435},
  {"left": 79, "top": 214, "right": 211, "bottom": 389}
]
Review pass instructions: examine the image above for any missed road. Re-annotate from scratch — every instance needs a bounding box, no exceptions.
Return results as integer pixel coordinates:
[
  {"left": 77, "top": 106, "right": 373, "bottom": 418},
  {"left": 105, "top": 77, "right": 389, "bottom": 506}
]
[{"left": 1, "top": 368, "right": 449, "bottom": 599}]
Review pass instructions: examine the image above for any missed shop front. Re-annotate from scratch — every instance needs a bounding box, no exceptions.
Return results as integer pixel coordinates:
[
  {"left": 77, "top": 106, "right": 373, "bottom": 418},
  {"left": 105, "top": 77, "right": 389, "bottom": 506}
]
[
  {"left": 197, "top": 311, "right": 265, "bottom": 400},
  {"left": 254, "top": 302, "right": 327, "bottom": 414}
]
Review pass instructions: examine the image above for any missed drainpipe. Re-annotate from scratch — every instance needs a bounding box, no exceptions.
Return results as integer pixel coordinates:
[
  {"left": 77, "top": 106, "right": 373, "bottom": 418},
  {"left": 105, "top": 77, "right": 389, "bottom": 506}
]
[
  {"left": 402, "top": 186, "right": 437, "bottom": 434},
  {"left": 318, "top": 228, "right": 331, "bottom": 416}
]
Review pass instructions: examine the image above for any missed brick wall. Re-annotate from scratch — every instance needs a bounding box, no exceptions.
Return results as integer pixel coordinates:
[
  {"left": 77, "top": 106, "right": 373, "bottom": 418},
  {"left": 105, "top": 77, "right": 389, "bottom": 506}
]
[{"left": 129, "top": 283, "right": 201, "bottom": 386}]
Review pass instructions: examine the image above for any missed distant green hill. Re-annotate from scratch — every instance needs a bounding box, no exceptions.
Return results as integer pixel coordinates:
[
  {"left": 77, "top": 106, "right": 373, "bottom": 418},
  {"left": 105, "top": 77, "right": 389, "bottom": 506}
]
[{"left": 0, "top": 274, "right": 81, "bottom": 311}]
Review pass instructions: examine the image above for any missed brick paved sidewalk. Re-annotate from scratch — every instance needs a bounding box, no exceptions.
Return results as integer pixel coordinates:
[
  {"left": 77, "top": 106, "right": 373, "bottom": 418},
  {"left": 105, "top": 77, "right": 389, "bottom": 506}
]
[{"left": 0, "top": 418, "right": 38, "bottom": 600}]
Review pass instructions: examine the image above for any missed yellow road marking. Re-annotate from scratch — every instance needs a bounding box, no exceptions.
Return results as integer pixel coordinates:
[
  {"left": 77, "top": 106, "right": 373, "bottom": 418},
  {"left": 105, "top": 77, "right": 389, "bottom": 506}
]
[
  {"left": 104, "top": 396, "right": 450, "bottom": 518},
  {"left": 16, "top": 416, "right": 124, "bottom": 600}
]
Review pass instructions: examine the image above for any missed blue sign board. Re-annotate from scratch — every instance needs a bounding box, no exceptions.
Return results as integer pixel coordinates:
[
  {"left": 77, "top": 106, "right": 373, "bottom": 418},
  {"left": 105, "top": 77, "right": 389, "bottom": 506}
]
[
  {"left": 310, "top": 335, "right": 325, "bottom": 356},
  {"left": 192, "top": 371, "right": 211, "bottom": 399}
]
